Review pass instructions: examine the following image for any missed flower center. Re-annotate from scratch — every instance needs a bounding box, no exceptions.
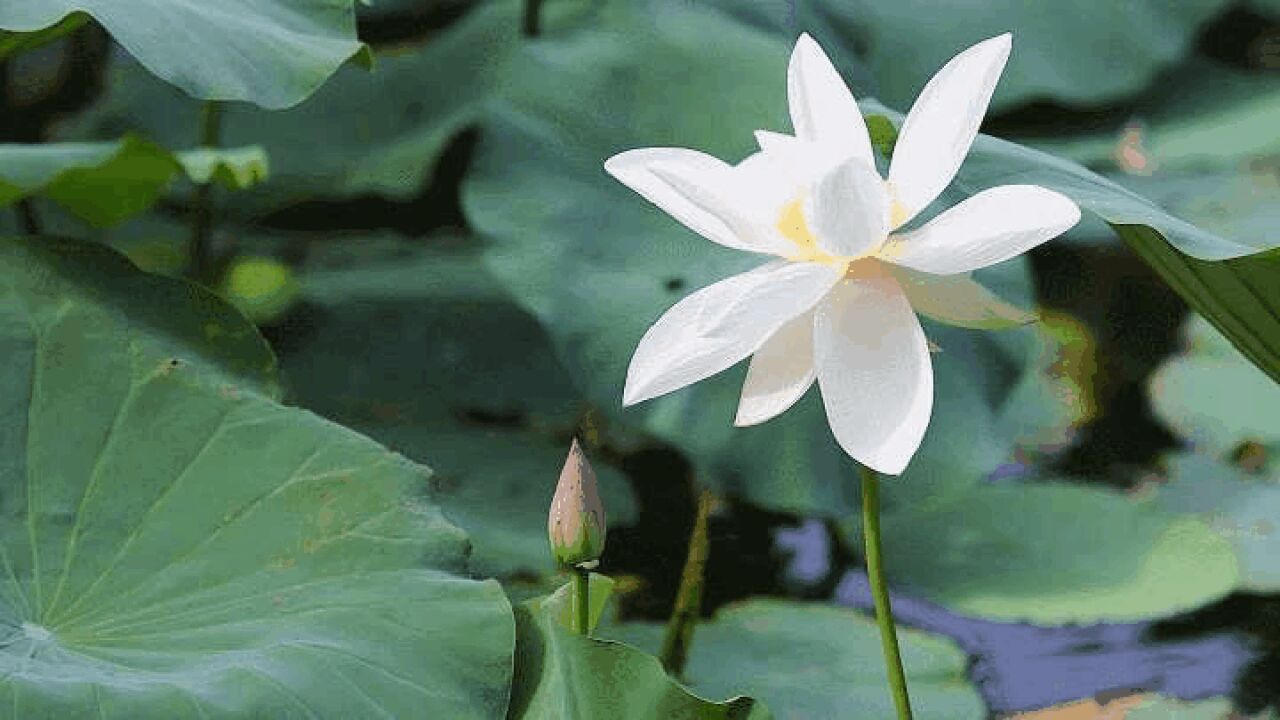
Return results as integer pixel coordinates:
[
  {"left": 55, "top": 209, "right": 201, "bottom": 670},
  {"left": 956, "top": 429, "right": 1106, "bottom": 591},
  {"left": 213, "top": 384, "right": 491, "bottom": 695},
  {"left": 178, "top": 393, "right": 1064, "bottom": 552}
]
[
  {"left": 882, "top": 180, "right": 913, "bottom": 230},
  {"left": 777, "top": 197, "right": 848, "bottom": 269}
]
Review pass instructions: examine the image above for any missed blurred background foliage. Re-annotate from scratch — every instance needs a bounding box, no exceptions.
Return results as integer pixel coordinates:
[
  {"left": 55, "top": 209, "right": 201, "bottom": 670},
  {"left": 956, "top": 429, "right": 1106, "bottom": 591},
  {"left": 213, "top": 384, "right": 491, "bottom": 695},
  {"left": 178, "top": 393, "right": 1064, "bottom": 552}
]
[{"left": 2, "top": 0, "right": 1279, "bottom": 715}]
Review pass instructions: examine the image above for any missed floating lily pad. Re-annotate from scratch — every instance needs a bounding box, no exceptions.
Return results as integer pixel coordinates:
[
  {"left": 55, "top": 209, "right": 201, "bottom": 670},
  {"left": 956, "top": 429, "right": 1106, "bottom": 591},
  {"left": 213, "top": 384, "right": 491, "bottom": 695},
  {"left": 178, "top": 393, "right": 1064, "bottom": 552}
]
[
  {"left": 1159, "top": 453, "right": 1280, "bottom": 592},
  {"left": 841, "top": 477, "right": 1238, "bottom": 623},
  {"left": 1151, "top": 314, "right": 1280, "bottom": 452},
  {"left": 0, "top": 235, "right": 515, "bottom": 717}
]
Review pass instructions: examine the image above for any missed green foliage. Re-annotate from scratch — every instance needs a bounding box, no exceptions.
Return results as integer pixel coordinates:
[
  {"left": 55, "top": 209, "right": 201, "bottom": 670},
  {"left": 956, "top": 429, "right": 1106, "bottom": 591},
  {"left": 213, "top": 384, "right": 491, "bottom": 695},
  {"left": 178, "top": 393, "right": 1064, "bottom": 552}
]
[
  {"left": 846, "top": 477, "right": 1237, "bottom": 623},
  {"left": 1149, "top": 315, "right": 1280, "bottom": 592},
  {"left": 509, "top": 580, "right": 769, "bottom": 719},
  {"left": 64, "top": 0, "right": 543, "bottom": 217},
  {"left": 1030, "top": 60, "right": 1280, "bottom": 172},
  {"left": 3, "top": 0, "right": 1276, "bottom": 711},
  {"left": 806, "top": 0, "right": 1230, "bottom": 111},
  {"left": 281, "top": 234, "right": 638, "bottom": 579},
  {"left": 1120, "top": 227, "right": 1280, "bottom": 384},
  {"left": 0, "top": 137, "right": 268, "bottom": 227},
  {"left": 466, "top": 0, "right": 859, "bottom": 516},
  {"left": 0, "top": 1, "right": 367, "bottom": 108},
  {"left": 1151, "top": 314, "right": 1280, "bottom": 450},
  {"left": 0, "top": 11, "right": 86, "bottom": 60},
  {"left": 603, "top": 600, "right": 983, "bottom": 719},
  {"left": 460, "top": 0, "right": 1251, "bottom": 623},
  {"left": 862, "top": 104, "right": 1275, "bottom": 261},
  {"left": 1159, "top": 453, "right": 1280, "bottom": 592},
  {"left": 869, "top": 105, "right": 1280, "bottom": 383},
  {"left": 0, "top": 236, "right": 515, "bottom": 717}
]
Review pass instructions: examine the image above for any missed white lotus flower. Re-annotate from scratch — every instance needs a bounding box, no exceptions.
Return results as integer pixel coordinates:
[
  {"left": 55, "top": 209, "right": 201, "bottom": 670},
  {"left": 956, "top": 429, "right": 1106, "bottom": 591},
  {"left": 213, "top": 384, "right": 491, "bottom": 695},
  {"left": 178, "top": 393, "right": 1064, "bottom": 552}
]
[{"left": 604, "top": 33, "right": 1081, "bottom": 475}]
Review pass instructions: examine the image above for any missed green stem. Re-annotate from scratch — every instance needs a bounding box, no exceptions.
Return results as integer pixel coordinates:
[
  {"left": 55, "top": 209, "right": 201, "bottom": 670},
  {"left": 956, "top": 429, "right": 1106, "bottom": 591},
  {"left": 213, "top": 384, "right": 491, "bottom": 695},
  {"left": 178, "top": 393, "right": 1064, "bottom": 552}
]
[
  {"left": 572, "top": 566, "right": 590, "bottom": 636},
  {"left": 659, "top": 488, "right": 714, "bottom": 677},
  {"left": 861, "top": 465, "right": 913, "bottom": 720},
  {"left": 190, "top": 100, "right": 223, "bottom": 283},
  {"left": 521, "top": 0, "right": 544, "bottom": 37}
]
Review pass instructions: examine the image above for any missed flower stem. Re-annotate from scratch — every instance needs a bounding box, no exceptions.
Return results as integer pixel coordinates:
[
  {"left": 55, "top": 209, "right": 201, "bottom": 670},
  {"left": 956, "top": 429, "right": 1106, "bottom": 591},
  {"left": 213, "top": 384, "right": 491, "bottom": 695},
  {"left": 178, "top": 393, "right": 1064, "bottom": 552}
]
[
  {"left": 572, "top": 565, "right": 590, "bottom": 636},
  {"left": 190, "top": 100, "right": 223, "bottom": 283},
  {"left": 860, "top": 464, "right": 913, "bottom": 719},
  {"left": 660, "top": 488, "right": 714, "bottom": 677}
]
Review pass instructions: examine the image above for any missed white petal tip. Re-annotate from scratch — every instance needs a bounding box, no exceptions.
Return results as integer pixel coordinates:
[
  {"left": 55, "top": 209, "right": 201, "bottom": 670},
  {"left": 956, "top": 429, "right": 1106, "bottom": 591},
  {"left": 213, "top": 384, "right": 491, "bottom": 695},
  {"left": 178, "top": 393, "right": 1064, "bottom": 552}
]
[
  {"left": 621, "top": 381, "right": 644, "bottom": 407},
  {"left": 977, "top": 33, "right": 1013, "bottom": 57},
  {"left": 602, "top": 152, "right": 637, "bottom": 180}
]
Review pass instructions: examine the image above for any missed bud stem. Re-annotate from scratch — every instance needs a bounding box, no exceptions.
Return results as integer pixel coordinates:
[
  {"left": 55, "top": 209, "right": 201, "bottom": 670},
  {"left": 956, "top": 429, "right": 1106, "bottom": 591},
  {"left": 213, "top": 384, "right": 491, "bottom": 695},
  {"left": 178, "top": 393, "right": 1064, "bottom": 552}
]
[
  {"left": 861, "top": 464, "right": 913, "bottom": 719},
  {"left": 572, "top": 565, "right": 590, "bottom": 636},
  {"left": 659, "top": 488, "right": 714, "bottom": 677},
  {"left": 190, "top": 100, "right": 223, "bottom": 284}
]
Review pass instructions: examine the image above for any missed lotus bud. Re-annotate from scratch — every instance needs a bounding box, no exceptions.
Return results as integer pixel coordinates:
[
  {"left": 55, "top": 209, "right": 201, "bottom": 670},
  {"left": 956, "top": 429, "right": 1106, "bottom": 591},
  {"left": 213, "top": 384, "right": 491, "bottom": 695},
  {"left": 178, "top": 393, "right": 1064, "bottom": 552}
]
[{"left": 548, "top": 438, "right": 606, "bottom": 568}]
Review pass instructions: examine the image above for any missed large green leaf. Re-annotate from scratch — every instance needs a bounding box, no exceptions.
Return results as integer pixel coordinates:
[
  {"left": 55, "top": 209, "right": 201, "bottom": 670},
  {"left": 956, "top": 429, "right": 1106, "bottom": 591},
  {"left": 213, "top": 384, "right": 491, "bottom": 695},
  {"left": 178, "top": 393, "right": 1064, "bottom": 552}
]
[
  {"left": 0, "top": 137, "right": 268, "bottom": 227},
  {"left": 603, "top": 600, "right": 982, "bottom": 719},
  {"left": 509, "top": 581, "right": 769, "bottom": 719},
  {"left": 0, "top": 1, "right": 366, "bottom": 108},
  {"left": 0, "top": 236, "right": 515, "bottom": 717}
]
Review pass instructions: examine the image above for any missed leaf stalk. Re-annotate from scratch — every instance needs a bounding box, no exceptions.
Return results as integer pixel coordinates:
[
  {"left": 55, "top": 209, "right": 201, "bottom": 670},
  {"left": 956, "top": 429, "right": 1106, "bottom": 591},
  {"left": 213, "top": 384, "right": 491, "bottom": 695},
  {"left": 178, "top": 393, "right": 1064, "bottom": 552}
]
[{"left": 659, "top": 488, "right": 714, "bottom": 676}]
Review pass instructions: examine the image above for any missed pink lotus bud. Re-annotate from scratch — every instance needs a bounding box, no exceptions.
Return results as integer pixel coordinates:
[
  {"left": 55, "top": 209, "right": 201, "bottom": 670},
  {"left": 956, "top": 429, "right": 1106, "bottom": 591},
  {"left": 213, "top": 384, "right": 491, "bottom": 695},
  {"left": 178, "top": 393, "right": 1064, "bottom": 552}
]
[{"left": 548, "top": 438, "right": 607, "bottom": 567}]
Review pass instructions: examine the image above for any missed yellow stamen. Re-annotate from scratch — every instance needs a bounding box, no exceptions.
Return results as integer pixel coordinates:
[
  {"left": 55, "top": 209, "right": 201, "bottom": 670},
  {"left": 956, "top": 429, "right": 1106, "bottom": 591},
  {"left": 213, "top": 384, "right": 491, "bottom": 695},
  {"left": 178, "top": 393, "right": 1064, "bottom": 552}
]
[
  {"left": 889, "top": 198, "right": 911, "bottom": 230},
  {"left": 777, "top": 197, "right": 846, "bottom": 270},
  {"left": 777, "top": 197, "right": 817, "bottom": 252}
]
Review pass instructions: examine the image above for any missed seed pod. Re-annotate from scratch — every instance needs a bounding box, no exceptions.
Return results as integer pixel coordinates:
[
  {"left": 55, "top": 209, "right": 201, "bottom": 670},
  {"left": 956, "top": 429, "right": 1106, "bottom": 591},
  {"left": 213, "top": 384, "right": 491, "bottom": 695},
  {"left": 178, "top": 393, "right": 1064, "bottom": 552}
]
[{"left": 548, "top": 438, "right": 606, "bottom": 567}]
